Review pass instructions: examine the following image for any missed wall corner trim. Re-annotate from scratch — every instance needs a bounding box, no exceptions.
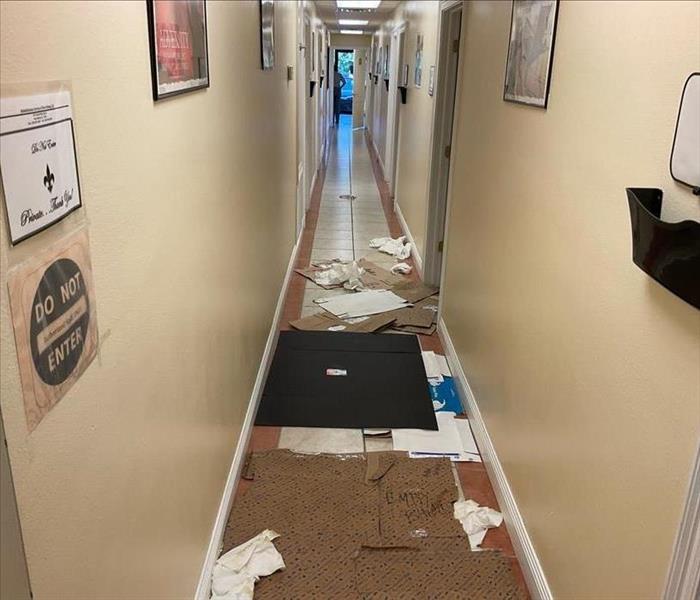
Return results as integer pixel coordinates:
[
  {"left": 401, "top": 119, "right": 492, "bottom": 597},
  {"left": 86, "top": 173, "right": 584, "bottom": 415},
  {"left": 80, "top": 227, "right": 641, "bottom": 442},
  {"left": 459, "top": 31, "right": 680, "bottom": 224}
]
[
  {"left": 438, "top": 317, "right": 553, "bottom": 600},
  {"left": 394, "top": 200, "right": 424, "bottom": 277},
  {"left": 193, "top": 229, "right": 304, "bottom": 600}
]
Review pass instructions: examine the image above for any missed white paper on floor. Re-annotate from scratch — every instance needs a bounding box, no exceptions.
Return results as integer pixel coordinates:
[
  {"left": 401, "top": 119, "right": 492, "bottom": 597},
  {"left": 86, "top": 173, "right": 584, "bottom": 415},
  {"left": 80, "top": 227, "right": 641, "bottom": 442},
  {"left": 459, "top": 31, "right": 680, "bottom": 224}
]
[
  {"left": 313, "top": 260, "right": 365, "bottom": 290},
  {"left": 453, "top": 500, "right": 503, "bottom": 550},
  {"left": 421, "top": 351, "right": 444, "bottom": 383},
  {"left": 369, "top": 236, "right": 412, "bottom": 259},
  {"left": 315, "top": 289, "right": 409, "bottom": 318},
  {"left": 390, "top": 262, "right": 413, "bottom": 274},
  {"left": 211, "top": 529, "right": 285, "bottom": 600},
  {"left": 393, "top": 412, "right": 481, "bottom": 463}
]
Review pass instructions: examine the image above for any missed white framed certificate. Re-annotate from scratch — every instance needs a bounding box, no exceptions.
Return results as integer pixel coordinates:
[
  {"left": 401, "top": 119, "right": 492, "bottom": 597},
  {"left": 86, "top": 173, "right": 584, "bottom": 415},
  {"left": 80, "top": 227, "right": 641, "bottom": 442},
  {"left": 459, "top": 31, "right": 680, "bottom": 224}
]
[{"left": 0, "top": 90, "right": 83, "bottom": 245}]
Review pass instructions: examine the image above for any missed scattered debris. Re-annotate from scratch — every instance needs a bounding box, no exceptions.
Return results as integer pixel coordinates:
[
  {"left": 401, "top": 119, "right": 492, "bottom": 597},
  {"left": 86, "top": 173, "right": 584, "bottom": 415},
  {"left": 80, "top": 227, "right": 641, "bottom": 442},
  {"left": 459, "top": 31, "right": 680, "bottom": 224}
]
[
  {"left": 369, "top": 236, "right": 412, "bottom": 259},
  {"left": 390, "top": 262, "right": 412, "bottom": 275},
  {"left": 312, "top": 260, "right": 365, "bottom": 290},
  {"left": 210, "top": 529, "right": 285, "bottom": 600},
  {"left": 430, "top": 377, "right": 463, "bottom": 414},
  {"left": 453, "top": 500, "right": 503, "bottom": 550}
]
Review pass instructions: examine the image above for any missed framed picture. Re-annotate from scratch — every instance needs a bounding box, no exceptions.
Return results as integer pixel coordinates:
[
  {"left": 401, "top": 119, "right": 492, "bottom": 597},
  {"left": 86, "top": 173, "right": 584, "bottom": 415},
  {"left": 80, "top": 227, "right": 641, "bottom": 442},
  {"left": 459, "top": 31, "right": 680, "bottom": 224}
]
[
  {"left": 414, "top": 33, "right": 423, "bottom": 88},
  {"left": 503, "top": 0, "right": 559, "bottom": 108},
  {"left": 259, "top": 0, "right": 275, "bottom": 71},
  {"left": 428, "top": 65, "right": 435, "bottom": 96},
  {"left": 146, "top": 0, "right": 209, "bottom": 100},
  {"left": 383, "top": 46, "right": 390, "bottom": 80},
  {"left": 401, "top": 64, "right": 409, "bottom": 88}
]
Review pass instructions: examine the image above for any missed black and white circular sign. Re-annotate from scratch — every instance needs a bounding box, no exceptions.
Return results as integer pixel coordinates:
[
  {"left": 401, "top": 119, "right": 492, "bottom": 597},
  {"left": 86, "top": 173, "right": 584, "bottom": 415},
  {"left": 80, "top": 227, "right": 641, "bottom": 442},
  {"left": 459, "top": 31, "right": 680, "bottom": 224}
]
[{"left": 29, "top": 258, "right": 90, "bottom": 386}]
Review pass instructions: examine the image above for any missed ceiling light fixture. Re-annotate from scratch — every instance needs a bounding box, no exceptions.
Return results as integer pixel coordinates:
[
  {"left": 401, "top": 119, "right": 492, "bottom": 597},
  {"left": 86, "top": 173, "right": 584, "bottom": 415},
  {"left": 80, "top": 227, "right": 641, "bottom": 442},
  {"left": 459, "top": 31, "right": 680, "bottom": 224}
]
[
  {"left": 338, "top": 19, "right": 369, "bottom": 25},
  {"left": 340, "top": 30, "right": 364, "bottom": 35},
  {"left": 336, "top": 1, "right": 381, "bottom": 9}
]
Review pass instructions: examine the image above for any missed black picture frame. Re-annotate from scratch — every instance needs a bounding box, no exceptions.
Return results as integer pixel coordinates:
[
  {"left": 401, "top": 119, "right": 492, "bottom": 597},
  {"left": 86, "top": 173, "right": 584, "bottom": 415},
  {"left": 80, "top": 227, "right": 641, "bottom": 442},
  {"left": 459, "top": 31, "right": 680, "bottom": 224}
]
[
  {"left": 146, "top": 0, "right": 210, "bottom": 101},
  {"left": 503, "top": 0, "right": 559, "bottom": 109}
]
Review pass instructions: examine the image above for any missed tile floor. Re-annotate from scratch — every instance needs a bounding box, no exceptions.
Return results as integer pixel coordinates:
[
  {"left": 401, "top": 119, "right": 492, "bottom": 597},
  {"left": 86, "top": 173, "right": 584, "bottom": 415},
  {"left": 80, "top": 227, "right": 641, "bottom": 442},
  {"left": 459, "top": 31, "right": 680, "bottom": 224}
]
[{"left": 233, "top": 115, "right": 530, "bottom": 597}]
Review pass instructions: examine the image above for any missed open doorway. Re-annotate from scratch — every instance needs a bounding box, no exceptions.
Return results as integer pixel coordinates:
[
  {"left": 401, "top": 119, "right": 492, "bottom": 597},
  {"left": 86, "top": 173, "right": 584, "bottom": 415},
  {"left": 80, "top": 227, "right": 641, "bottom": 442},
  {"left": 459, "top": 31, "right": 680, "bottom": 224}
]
[
  {"left": 333, "top": 49, "right": 354, "bottom": 126},
  {"left": 424, "top": 2, "right": 463, "bottom": 287}
]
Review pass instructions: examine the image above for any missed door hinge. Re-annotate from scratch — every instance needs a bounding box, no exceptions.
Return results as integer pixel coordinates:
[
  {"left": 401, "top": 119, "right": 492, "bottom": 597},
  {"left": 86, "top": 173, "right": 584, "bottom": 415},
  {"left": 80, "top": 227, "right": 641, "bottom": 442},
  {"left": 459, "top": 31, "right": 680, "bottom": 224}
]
[
  {"left": 444, "top": 145, "right": 451, "bottom": 160},
  {"left": 438, "top": 240, "right": 444, "bottom": 253},
  {"left": 452, "top": 39, "right": 460, "bottom": 53}
]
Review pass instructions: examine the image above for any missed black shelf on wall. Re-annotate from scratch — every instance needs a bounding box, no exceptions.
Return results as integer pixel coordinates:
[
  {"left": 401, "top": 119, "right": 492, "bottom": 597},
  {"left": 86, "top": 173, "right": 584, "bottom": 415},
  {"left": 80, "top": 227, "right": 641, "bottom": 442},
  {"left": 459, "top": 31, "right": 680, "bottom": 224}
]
[{"left": 626, "top": 187, "right": 700, "bottom": 309}]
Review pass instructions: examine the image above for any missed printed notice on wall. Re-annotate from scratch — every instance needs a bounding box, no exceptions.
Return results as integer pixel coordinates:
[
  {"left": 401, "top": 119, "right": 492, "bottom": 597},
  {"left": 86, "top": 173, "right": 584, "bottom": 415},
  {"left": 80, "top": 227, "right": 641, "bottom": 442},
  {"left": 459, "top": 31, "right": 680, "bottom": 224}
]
[
  {"left": 0, "top": 90, "right": 82, "bottom": 244},
  {"left": 7, "top": 227, "right": 98, "bottom": 432}
]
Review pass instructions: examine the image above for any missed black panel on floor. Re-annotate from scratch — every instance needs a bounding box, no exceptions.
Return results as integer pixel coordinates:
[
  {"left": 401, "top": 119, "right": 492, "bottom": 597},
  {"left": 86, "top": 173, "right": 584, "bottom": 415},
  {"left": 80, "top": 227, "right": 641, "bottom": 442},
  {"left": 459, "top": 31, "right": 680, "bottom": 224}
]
[{"left": 255, "top": 331, "right": 438, "bottom": 430}]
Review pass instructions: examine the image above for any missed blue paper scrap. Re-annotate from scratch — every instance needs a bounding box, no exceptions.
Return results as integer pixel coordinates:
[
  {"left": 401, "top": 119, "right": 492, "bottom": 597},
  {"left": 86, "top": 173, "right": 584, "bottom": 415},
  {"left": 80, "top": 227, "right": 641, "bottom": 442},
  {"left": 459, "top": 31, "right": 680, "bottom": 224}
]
[{"left": 430, "top": 377, "right": 463, "bottom": 414}]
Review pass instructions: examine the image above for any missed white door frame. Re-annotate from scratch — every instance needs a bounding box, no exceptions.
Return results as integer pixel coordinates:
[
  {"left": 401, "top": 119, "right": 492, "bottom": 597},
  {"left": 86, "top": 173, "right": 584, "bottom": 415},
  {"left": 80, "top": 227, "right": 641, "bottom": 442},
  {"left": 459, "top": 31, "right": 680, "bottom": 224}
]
[
  {"left": 664, "top": 440, "right": 700, "bottom": 599},
  {"left": 424, "top": 0, "right": 463, "bottom": 287},
  {"left": 296, "top": 5, "right": 307, "bottom": 238},
  {"left": 385, "top": 23, "right": 406, "bottom": 196}
]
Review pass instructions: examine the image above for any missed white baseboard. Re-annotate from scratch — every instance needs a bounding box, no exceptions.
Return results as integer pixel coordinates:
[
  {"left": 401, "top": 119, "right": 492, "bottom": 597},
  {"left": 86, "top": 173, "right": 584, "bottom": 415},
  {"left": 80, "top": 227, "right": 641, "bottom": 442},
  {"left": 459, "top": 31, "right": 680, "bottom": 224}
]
[
  {"left": 194, "top": 233, "right": 303, "bottom": 600},
  {"left": 438, "top": 317, "right": 553, "bottom": 600},
  {"left": 394, "top": 200, "right": 423, "bottom": 277}
]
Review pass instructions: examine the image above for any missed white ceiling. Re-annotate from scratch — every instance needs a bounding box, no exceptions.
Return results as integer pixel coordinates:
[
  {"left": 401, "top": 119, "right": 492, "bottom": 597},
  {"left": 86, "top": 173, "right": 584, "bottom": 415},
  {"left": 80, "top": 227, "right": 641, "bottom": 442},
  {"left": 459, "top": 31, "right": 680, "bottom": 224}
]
[{"left": 314, "top": 1, "right": 400, "bottom": 33}]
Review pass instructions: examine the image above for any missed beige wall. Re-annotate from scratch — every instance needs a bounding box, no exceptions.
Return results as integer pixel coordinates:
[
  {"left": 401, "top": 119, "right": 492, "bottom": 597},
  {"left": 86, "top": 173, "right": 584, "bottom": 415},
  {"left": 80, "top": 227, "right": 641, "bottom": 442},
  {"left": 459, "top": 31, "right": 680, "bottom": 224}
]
[
  {"left": 392, "top": 1, "right": 440, "bottom": 258},
  {"left": 443, "top": 1, "right": 700, "bottom": 597},
  {"left": 0, "top": 1, "right": 297, "bottom": 598},
  {"left": 370, "top": 28, "right": 391, "bottom": 166}
]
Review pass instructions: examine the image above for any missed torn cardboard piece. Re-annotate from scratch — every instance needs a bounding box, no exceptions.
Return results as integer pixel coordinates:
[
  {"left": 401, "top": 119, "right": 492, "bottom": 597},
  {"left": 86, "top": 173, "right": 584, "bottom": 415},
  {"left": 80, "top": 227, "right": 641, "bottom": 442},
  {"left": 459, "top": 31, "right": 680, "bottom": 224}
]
[
  {"left": 354, "top": 542, "right": 525, "bottom": 598},
  {"left": 224, "top": 450, "right": 523, "bottom": 599},
  {"left": 356, "top": 258, "right": 406, "bottom": 290},
  {"left": 289, "top": 311, "right": 396, "bottom": 333},
  {"left": 392, "top": 281, "right": 439, "bottom": 304}
]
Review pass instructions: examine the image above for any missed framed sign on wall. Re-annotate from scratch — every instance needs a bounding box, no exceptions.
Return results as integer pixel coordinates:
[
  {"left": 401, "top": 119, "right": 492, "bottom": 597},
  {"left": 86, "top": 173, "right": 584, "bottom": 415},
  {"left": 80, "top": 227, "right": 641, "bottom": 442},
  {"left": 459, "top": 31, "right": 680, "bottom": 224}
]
[
  {"left": 146, "top": 0, "right": 210, "bottom": 100},
  {"left": 503, "top": 0, "right": 559, "bottom": 108}
]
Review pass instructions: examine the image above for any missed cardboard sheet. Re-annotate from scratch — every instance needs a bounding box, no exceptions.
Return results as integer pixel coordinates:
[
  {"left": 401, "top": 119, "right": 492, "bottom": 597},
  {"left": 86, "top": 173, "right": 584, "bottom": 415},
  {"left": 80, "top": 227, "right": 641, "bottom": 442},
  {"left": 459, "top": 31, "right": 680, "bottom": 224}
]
[
  {"left": 391, "top": 281, "right": 439, "bottom": 304},
  {"left": 224, "top": 450, "right": 524, "bottom": 599},
  {"left": 256, "top": 331, "right": 437, "bottom": 429},
  {"left": 289, "top": 311, "right": 396, "bottom": 333}
]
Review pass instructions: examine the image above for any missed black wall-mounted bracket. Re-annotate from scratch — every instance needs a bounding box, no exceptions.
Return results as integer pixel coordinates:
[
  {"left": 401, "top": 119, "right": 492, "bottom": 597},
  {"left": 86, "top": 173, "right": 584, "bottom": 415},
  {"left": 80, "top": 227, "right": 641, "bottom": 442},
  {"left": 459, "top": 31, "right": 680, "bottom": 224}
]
[
  {"left": 384, "top": 79, "right": 389, "bottom": 91},
  {"left": 626, "top": 187, "right": 700, "bottom": 309},
  {"left": 374, "top": 75, "right": 378, "bottom": 85},
  {"left": 398, "top": 86, "right": 407, "bottom": 104},
  {"left": 310, "top": 80, "right": 316, "bottom": 98}
]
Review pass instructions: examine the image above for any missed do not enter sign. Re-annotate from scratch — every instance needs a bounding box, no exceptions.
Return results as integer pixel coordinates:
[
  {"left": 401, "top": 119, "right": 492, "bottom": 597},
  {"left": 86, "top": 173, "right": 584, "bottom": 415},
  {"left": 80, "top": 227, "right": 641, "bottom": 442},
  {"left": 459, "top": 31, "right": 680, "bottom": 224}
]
[
  {"left": 8, "top": 228, "right": 98, "bottom": 431},
  {"left": 30, "top": 258, "right": 90, "bottom": 386}
]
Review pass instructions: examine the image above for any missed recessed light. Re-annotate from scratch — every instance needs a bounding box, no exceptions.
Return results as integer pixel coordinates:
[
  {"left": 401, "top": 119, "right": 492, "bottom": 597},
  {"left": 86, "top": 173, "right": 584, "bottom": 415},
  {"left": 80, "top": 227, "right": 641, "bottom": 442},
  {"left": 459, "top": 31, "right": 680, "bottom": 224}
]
[
  {"left": 336, "top": 1, "right": 381, "bottom": 9},
  {"left": 340, "top": 30, "right": 365, "bottom": 35},
  {"left": 338, "top": 19, "right": 369, "bottom": 26}
]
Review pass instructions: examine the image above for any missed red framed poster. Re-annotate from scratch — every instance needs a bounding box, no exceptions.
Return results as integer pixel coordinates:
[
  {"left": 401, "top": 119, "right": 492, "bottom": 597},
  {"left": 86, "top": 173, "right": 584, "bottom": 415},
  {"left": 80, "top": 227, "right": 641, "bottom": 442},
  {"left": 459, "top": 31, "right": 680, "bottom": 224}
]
[{"left": 146, "top": 0, "right": 210, "bottom": 100}]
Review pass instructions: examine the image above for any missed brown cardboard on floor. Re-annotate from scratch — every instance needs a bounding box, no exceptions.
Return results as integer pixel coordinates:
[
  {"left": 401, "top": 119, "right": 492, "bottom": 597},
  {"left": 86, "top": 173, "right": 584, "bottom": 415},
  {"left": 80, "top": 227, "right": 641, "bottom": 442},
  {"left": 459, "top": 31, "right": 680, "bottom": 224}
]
[
  {"left": 289, "top": 311, "right": 396, "bottom": 333},
  {"left": 223, "top": 450, "right": 524, "bottom": 599}
]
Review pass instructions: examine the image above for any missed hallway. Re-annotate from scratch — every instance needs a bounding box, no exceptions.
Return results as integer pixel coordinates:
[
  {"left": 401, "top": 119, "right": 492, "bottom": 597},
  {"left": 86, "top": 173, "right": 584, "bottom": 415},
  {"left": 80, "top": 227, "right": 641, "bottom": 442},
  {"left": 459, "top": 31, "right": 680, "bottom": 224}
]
[{"left": 223, "top": 115, "right": 530, "bottom": 597}]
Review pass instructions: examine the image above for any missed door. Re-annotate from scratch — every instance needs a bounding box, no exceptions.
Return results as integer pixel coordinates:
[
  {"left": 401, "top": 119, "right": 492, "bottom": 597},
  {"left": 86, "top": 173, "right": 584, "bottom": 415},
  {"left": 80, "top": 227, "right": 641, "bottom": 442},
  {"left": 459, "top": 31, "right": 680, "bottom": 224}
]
[
  {"left": 353, "top": 49, "right": 367, "bottom": 128},
  {"left": 385, "top": 28, "right": 405, "bottom": 196},
  {"left": 425, "top": 5, "right": 463, "bottom": 286}
]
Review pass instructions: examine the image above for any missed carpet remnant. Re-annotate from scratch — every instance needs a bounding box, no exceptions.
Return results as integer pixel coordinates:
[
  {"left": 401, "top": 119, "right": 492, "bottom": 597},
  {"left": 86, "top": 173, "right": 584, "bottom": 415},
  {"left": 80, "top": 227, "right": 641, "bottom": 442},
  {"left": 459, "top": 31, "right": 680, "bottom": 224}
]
[{"left": 223, "top": 450, "right": 525, "bottom": 599}]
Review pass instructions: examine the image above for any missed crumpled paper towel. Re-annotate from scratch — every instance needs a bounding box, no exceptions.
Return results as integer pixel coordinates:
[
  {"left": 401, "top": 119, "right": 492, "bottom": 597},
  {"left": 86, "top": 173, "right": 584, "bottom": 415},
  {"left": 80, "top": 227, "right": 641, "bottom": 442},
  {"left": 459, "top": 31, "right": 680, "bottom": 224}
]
[
  {"left": 313, "top": 260, "right": 365, "bottom": 290},
  {"left": 453, "top": 500, "right": 503, "bottom": 550},
  {"left": 210, "top": 529, "right": 285, "bottom": 600},
  {"left": 390, "top": 262, "right": 412, "bottom": 274},
  {"left": 369, "top": 236, "right": 412, "bottom": 260}
]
